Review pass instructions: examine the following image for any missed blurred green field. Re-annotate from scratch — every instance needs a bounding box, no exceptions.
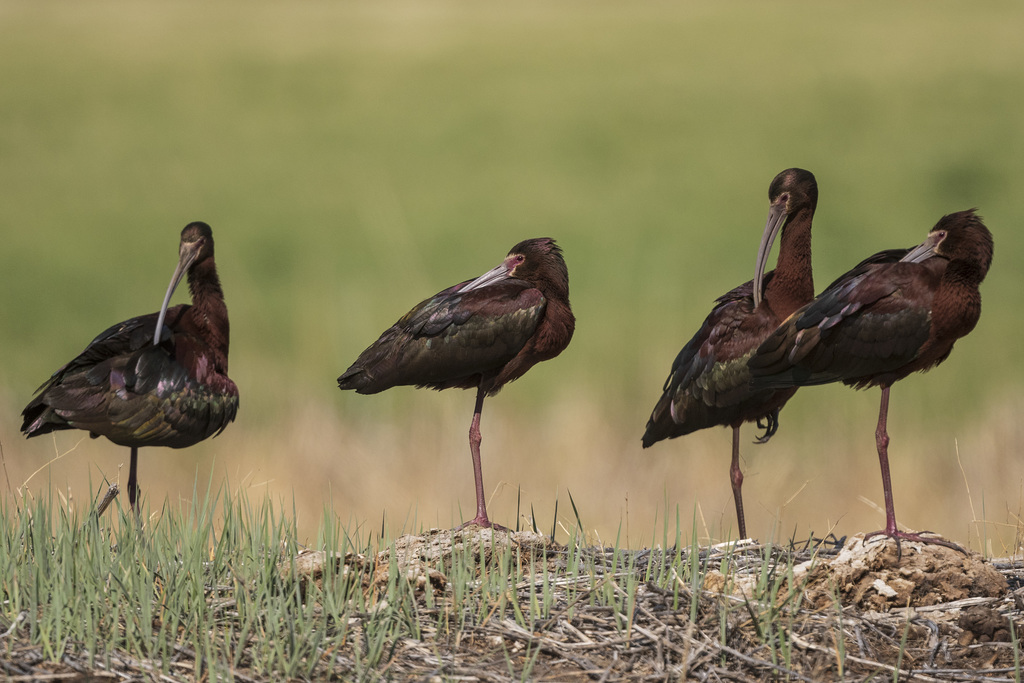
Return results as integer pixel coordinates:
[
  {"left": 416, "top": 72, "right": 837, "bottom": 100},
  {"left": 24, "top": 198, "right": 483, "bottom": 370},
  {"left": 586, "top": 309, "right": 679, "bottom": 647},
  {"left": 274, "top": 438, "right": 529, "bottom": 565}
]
[{"left": 2, "top": 1, "right": 1023, "bottom": 549}]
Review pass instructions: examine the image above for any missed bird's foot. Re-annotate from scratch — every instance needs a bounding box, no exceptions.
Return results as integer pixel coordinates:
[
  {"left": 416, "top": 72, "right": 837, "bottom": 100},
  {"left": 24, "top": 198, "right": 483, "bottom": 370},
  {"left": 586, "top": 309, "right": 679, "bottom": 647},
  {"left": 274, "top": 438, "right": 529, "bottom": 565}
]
[
  {"left": 753, "top": 410, "right": 780, "bottom": 444},
  {"left": 455, "top": 516, "right": 509, "bottom": 533},
  {"left": 863, "top": 528, "right": 967, "bottom": 558}
]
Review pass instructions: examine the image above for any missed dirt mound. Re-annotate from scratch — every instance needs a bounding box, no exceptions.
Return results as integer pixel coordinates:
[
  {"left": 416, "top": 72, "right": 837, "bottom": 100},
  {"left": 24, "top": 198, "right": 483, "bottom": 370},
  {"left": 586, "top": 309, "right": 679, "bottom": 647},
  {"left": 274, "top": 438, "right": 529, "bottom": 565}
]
[
  {"left": 285, "top": 526, "right": 556, "bottom": 597},
  {"left": 801, "top": 534, "right": 1008, "bottom": 611},
  {"left": 703, "top": 534, "right": 1007, "bottom": 612},
  {"left": 372, "top": 526, "right": 555, "bottom": 590}
]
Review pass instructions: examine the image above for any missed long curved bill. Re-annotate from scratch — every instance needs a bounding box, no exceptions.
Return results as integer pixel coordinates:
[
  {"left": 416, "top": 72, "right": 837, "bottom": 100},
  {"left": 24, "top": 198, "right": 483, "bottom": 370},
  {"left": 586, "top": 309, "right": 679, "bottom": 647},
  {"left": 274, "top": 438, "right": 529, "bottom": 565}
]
[
  {"left": 461, "top": 262, "right": 511, "bottom": 293},
  {"left": 753, "top": 197, "right": 790, "bottom": 309},
  {"left": 900, "top": 232, "right": 942, "bottom": 264},
  {"left": 153, "top": 240, "right": 201, "bottom": 345}
]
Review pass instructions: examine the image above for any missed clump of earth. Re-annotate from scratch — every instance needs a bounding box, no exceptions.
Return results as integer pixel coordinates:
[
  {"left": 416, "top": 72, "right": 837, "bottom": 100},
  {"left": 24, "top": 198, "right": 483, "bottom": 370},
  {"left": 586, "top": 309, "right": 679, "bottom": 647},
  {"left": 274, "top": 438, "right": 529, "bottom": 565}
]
[
  {"left": 801, "top": 534, "right": 1007, "bottom": 611},
  {"left": 704, "top": 533, "right": 1007, "bottom": 611}
]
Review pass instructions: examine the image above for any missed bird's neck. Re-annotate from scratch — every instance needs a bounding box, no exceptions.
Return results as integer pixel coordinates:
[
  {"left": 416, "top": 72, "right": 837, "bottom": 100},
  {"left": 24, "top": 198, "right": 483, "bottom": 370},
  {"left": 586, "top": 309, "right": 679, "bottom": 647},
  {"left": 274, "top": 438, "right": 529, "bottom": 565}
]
[
  {"left": 539, "top": 272, "right": 570, "bottom": 306},
  {"left": 942, "top": 258, "right": 986, "bottom": 289},
  {"left": 931, "top": 259, "right": 983, "bottom": 342},
  {"left": 764, "top": 208, "right": 814, "bottom": 319},
  {"left": 185, "top": 259, "right": 231, "bottom": 369}
]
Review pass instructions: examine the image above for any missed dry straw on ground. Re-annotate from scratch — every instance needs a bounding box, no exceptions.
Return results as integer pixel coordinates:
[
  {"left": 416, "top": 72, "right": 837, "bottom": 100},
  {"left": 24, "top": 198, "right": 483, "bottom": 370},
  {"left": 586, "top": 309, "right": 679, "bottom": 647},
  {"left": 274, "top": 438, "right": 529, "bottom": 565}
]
[{"left": 3, "top": 525, "right": 1023, "bottom": 682}]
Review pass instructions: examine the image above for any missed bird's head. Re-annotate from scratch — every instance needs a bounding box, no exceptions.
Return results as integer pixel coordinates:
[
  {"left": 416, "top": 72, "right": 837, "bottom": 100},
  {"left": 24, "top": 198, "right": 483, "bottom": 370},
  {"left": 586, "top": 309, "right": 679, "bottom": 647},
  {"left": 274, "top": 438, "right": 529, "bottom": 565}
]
[
  {"left": 178, "top": 221, "right": 215, "bottom": 270},
  {"left": 902, "top": 210, "right": 993, "bottom": 282},
  {"left": 507, "top": 237, "right": 567, "bottom": 281},
  {"left": 462, "top": 238, "right": 570, "bottom": 300}
]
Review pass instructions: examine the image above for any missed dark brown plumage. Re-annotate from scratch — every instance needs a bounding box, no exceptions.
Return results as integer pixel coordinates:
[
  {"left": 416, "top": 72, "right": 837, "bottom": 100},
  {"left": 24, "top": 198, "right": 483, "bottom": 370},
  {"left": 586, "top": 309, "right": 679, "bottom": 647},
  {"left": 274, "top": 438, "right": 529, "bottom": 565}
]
[
  {"left": 338, "top": 238, "right": 574, "bottom": 530},
  {"left": 22, "top": 222, "right": 239, "bottom": 513},
  {"left": 750, "top": 209, "right": 993, "bottom": 550},
  {"left": 642, "top": 168, "right": 819, "bottom": 539}
]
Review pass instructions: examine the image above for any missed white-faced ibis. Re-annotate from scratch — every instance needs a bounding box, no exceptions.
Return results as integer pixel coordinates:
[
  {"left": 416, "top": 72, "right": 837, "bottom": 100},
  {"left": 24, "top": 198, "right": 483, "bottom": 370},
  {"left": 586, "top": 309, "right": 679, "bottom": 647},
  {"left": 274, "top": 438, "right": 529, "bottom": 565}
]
[
  {"left": 642, "top": 168, "right": 819, "bottom": 540},
  {"left": 21, "top": 222, "right": 239, "bottom": 513},
  {"left": 338, "top": 238, "right": 574, "bottom": 530},
  {"left": 749, "top": 209, "right": 993, "bottom": 551}
]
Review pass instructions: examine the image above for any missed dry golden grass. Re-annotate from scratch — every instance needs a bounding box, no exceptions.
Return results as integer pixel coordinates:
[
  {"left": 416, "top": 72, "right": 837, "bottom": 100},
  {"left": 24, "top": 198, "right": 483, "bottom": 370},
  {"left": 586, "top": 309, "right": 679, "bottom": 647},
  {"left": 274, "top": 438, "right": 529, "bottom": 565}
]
[{"left": 4, "top": 383, "right": 1022, "bottom": 555}]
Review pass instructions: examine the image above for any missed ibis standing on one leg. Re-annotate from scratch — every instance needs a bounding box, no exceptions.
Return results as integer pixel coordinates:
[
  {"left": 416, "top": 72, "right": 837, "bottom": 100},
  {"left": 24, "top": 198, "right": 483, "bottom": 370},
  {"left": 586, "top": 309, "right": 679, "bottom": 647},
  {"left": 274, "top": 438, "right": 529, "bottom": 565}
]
[
  {"left": 749, "top": 210, "right": 993, "bottom": 551},
  {"left": 642, "top": 168, "right": 819, "bottom": 540},
  {"left": 338, "top": 238, "right": 575, "bottom": 531},
  {"left": 21, "top": 222, "right": 239, "bottom": 514}
]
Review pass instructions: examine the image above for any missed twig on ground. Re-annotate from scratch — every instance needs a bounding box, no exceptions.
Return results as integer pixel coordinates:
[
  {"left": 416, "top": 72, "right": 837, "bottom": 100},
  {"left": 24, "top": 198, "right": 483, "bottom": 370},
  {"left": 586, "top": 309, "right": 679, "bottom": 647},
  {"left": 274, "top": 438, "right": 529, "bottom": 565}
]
[{"left": 94, "top": 484, "right": 119, "bottom": 517}]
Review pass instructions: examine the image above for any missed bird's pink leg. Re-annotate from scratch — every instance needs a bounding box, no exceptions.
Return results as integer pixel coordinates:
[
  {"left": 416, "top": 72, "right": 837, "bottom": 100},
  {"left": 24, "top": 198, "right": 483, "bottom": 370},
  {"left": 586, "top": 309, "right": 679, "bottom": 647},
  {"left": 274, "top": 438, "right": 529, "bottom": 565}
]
[
  {"left": 730, "top": 426, "right": 748, "bottom": 539},
  {"left": 456, "top": 386, "right": 507, "bottom": 532},
  {"left": 874, "top": 386, "right": 898, "bottom": 536},
  {"left": 864, "top": 386, "right": 965, "bottom": 554}
]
